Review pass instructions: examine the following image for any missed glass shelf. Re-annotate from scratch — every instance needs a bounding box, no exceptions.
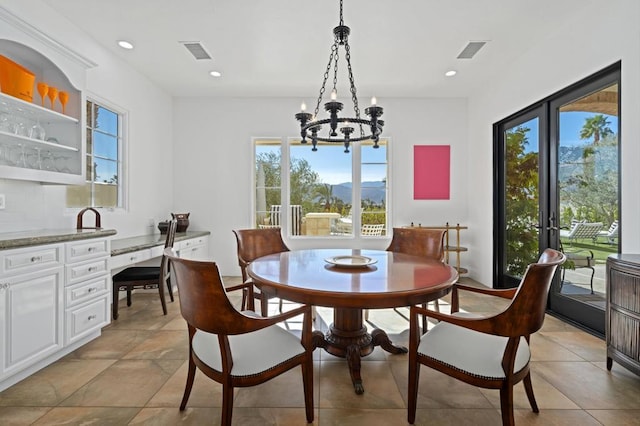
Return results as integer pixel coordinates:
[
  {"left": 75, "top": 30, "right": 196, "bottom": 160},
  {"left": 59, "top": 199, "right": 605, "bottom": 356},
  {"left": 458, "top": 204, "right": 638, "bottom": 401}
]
[{"left": 0, "top": 92, "right": 78, "bottom": 124}]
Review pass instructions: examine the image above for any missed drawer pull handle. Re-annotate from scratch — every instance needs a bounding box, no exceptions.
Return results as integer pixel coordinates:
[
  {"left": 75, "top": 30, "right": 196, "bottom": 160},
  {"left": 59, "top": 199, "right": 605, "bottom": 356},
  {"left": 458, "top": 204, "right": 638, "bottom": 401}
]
[
  {"left": 130, "top": 256, "right": 137, "bottom": 261},
  {"left": 88, "top": 247, "right": 95, "bottom": 252},
  {"left": 87, "top": 287, "right": 96, "bottom": 293},
  {"left": 87, "top": 315, "right": 97, "bottom": 321},
  {"left": 0, "top": 283, "right": 9, "bottom": 290},
  {"left": 87, "top": 266, "right": 96, "bottom": 272},
  {"left": 30, "top": 256, "right": 42, "bottom": 262}
]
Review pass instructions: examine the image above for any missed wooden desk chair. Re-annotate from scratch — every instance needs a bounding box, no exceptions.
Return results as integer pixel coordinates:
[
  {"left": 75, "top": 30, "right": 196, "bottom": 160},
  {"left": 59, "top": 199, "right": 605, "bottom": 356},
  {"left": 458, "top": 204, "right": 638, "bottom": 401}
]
[
  {"left": 365, "top": 227, "right": 447, "bottom": 331},
  {"left": 407, "top": 248, "right": 566, "bottom": 425},
  {"left": 165, "top": 249, "right": 314, "bottom": 426},
  {"left": 233, "top": 228, "right": 289, "bottom": 316},
  {"left": 111, "top": 220, "right": 177, "bottom": 320}
]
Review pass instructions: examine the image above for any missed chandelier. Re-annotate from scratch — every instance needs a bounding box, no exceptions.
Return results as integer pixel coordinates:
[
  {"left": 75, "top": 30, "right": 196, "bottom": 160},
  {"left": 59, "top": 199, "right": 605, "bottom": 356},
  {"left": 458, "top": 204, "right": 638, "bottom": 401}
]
[{"left": 295, "top": 0, "right": 384, "bottom": 153}]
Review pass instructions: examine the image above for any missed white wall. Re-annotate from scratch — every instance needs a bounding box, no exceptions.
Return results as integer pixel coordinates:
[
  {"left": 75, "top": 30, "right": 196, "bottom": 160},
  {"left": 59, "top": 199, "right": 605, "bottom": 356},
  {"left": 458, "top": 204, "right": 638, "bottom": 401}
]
[
  {"left": 0, "top": 0, "right": 174, "bottom": 238},
  {"left": 466, "top": 1, "right": 640, "bottom": 285},
  {"left": 173, "top": 97, "right": 468, "bottom": 275}
]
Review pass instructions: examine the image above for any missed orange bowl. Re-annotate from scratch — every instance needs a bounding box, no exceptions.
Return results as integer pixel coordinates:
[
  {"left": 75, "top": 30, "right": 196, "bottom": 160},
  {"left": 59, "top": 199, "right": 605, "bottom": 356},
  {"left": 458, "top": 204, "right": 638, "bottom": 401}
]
[{"left": 0, "top": 55, "right": 36, "bottom": 102}]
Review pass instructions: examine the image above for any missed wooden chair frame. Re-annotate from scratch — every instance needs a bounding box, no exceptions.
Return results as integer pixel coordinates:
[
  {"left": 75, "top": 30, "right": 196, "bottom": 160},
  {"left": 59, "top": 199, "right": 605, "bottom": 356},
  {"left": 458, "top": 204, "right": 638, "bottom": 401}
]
[
  {"left": 407, "top": 248, "right": 566, "bottom": 425},
  {"left": 166, "top": 249, "right": 314, "bottom": 426}
]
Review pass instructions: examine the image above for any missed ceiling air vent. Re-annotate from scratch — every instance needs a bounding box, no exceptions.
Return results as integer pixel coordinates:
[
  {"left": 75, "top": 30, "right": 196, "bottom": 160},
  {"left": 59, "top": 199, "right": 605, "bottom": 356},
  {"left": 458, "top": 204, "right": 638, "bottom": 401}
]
[
  {"left": 457, "top": 41, "right": 487, "bottom": 59},
  {"left": 180, "top": 41, "right": 212, "bottom": 60}
]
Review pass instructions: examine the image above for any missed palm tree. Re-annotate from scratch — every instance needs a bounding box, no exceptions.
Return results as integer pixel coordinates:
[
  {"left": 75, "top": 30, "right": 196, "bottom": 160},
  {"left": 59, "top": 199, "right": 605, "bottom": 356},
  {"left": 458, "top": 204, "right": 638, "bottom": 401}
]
[
  {"left": 579, "top": 114, "right": 613, "bottom": 144},
  {"left": 314, "top": 183, "right": 334, "bottom": 212}
]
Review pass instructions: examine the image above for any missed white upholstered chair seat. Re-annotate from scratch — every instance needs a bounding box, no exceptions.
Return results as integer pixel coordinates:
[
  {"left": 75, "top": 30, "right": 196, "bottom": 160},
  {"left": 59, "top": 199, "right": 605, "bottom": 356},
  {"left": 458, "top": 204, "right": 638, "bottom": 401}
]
[
  {"left": 418, "top": 321, "right": 530, "bottom": 379},
  {"left": 192, "top": 323, "right": 305, "bottom": 377}
]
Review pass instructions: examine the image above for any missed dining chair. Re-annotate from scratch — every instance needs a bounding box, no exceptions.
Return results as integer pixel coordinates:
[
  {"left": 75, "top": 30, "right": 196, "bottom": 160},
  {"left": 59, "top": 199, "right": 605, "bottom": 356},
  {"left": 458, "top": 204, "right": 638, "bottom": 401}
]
[
  {"left": 365, "top": 227, "right": 447, "bottom": 331},
  {"left": 111, "top": 219, "right": 177, "bottom": 320},
  {"left": 233, "top": 228, "right": 289, "bottom": 316},
  {"left": 407, "top": 248, "right": 566, "bottom": 426},
  {"left": 165, "top": 249, "right": 314, "bottom": 426}
]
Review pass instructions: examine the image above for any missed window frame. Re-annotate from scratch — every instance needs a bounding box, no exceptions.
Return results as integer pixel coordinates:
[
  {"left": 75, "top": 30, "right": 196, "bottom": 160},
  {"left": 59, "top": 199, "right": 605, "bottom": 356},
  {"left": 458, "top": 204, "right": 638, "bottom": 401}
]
[
  {"left": 66, "top": 94, "right": 127, "bottom": 212},
  {"left": 252, "top": 136, "right": 391, "bottom": 239}
]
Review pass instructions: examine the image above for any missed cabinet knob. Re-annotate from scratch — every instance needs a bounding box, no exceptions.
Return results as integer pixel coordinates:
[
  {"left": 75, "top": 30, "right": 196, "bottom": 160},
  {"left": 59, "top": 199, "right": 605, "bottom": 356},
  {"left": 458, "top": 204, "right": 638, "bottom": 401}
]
[
  {"left": 88, "top": 247, "right": 95, "bottom": 252},
  {"left": 87, "top": 315, "right": 97, "bottom": 321},
  {"left": 87, "top": 266, "right": 96, "bottom": 272},
  {"left": 30, "top": 256, "right": 42, "bottom": 262},
  {"left": 87, "top": 287, "right": 96, "bottom": 293}
]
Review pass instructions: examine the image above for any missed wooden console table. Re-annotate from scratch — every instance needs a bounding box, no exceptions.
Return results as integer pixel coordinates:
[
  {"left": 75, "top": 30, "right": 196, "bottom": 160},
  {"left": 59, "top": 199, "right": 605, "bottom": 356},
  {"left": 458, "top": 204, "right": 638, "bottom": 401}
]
[{"left": 606, "top": 254, "right": 640, "bottom": 376}]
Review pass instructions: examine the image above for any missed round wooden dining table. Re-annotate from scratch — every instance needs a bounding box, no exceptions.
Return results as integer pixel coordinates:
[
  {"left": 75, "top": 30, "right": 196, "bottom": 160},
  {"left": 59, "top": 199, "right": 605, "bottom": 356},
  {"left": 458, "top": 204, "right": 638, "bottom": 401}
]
[{"left": 247, "top": 248, "right": 459, "bottom": 394}]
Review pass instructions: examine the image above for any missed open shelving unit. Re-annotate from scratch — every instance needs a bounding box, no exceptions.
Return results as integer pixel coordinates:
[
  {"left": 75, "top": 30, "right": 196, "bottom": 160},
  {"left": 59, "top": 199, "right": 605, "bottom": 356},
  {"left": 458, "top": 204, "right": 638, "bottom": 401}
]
[{"left": 406, "top": 222, "right": 468, "bottom": 275}]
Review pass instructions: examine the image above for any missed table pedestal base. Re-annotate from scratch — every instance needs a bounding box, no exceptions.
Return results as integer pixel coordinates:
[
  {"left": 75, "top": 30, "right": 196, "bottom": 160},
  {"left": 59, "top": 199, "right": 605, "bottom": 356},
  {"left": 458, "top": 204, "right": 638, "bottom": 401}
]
[{"left": 312, "top": 307, "right": 407, "bottom": 394}]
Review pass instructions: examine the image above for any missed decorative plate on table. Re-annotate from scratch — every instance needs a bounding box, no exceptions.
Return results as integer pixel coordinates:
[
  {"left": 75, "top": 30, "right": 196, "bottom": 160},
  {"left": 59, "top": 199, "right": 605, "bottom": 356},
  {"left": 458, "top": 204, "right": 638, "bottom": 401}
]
[{"left": 324, "top": 255, "right": 377, "bottom": 268}]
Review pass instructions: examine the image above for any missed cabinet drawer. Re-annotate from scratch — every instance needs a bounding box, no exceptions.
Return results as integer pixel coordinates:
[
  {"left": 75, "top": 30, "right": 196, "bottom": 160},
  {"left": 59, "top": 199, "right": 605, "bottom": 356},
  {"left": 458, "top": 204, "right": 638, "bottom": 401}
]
[
  {"left": 175, "top": 237, "right": 206, "bottom": 250},
  {"left": 65, "top": 276, "right": 109, "bottom": 308},
  {"left": 66, "top": 239, "right": 110, "bottom": 263},
  {"left": 65, "top": 296, "right": 109, "bottom": 345},
  {"left": 1, "top": 244, "right": 63, "bottom": 277},
  {"left": 65, "top": 258, "right": 109, "bottom": 285},
  {"left": 110, "top": 248, "right": 152, "bottom": 270}
]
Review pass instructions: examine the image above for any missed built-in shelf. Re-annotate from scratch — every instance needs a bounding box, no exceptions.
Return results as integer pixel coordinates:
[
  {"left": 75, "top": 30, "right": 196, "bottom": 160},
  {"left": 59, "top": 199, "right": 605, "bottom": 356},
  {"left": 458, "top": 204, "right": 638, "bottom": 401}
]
[
  {"left": 407, "top": 223, "right": 468, "bottom": 275},
  {"left": 0, "top": 92, "right": 78, "bottom": 124}
]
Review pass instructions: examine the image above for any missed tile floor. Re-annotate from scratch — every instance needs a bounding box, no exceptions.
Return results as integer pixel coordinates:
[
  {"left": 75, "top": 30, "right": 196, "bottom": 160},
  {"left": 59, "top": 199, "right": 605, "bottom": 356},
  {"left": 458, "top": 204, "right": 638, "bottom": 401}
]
[{"left": 1, "top": 277, "right": 640, "bottom": 425}]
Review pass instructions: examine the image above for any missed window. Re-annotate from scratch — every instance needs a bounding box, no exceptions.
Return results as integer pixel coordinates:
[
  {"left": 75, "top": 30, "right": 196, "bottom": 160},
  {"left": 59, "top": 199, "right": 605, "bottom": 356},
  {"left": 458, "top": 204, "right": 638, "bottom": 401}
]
[
  {"left": 254, "top": 138, "right": 388, "bottom": 237},
  {"left": 67, "top": 99, "right": 123, "bottom": 208}
]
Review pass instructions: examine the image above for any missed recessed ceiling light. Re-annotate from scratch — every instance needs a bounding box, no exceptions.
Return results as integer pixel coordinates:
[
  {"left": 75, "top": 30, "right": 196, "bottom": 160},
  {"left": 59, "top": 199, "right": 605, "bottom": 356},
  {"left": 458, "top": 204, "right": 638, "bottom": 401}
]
[
  {"left": 209, "top": 71, "right": 221, "bottom": 77},
  {"left": 445, "top": 70, "right": 457, "bottom": 77},
  {"left": 117, "top": 40, "right": 134, "bottom": 50}
]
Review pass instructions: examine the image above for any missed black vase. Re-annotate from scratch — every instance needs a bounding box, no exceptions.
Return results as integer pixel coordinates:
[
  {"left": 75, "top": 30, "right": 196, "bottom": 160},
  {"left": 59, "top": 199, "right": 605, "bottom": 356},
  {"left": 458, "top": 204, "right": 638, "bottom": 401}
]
[{"left": 171, "top": 213, "right": 190, "bottom": 232}]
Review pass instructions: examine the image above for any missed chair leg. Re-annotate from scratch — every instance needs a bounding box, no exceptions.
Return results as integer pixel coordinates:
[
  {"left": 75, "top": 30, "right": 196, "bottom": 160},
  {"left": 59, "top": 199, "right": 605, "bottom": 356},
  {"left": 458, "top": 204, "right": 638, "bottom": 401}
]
[
  {"left": 499, "top": 384, "right": 516, "bottom": 426},
  {"left": 158, "top": 280, "right": 168, "bottom": 315},
  {"left": 522, "top": 372, "right": 539, "bottom": 413},
  {"left": 240, "top": 288, "right": 247, "bottom": 311},
  {"left": 260, "top": 294, "right": 269, "bottom": 317},
  {"left": 126, "top": 287, "right": 132, "bottom": 307},
  {"left": 302, "top": 355, "right": 314, "bottom": 423},
  {"left": 221, "top": 382, "right": 234, "bottom": 426},
  {"left": 180, "top": 355, "right": 196, "bottom": 410},
  {"left": 167, "top": 277, "right": 174, "bottom": 302},
  {"left": 278, "top": 298, "right": 283, "bottom": 314},
  {"left": 588, "top": 267, "right": 595, "bottom": 294},
  {"left": 112, "top": 284, "right": 119, "bottom": 320},
  {"left": 407, "top": 358, "right": 420, "bottom": 424}
]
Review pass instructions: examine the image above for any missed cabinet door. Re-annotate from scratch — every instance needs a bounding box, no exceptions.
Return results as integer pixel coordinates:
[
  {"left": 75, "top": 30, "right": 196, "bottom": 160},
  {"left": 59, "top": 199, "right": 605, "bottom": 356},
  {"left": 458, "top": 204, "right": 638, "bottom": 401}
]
[
  {"left": 0, "top": 266, "right": 64, "bottom": 376},
  {"left": 178, "top": 241, "right": 208, "bottom": 261}
]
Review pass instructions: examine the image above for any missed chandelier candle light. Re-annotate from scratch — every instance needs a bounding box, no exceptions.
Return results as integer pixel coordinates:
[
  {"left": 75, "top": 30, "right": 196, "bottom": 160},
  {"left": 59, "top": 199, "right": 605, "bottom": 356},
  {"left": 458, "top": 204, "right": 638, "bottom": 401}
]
[{"left": 295, "top": 0, "right": 384, "bottom": 153}]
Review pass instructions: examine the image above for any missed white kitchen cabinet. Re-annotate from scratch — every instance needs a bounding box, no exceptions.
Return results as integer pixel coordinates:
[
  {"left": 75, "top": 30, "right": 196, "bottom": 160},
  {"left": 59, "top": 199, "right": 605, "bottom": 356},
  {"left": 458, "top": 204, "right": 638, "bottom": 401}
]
[
  {"left": 64, "top": 238, "right": 110, "bottom": 345},
  {"left": 0, "top": 244, "right": 64, "bottom": 379},
  {"left": 0, "top": 9, "right": 92, "bottom": 184},
  {"left": 175, "top": 236, "right": 208, "bottom": 261}
]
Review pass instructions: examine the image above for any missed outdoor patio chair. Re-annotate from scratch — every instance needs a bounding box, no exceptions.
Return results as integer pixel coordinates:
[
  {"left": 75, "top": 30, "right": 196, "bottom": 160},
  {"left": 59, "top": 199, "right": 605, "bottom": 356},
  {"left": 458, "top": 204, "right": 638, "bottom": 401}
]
[
  {"left": 559, "top": 221, "right": 603, "bottom": 244},
  {"left": 559, "top": 240, "right": 596, "bottom": 294},
  {"left": 361, "top": 223, "right": 384, "bottom": 236},
  {"left": 597, "top": 220, "right": 619, "bottom": 245}
]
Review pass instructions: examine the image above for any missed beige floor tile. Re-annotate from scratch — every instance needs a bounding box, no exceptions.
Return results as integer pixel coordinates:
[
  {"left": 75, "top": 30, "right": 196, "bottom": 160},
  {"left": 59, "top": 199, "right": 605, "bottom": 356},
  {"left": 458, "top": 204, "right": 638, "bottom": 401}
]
[
  {"left": 477, "top": 369, "right": 580, "bottom": 410},
  {"left": 128, "top": 407, "right": 222, "bottom": 425},
  {"left": 31, "top": 406, "right": 140, "bottom": 425},
  {"left": 535, "top": 361, "right": 640, "bottom": 409},
  {"left": 586, "top": 409, "right": 640, "bottom": 425},
  {"left": 513, "top": 408, "right": 604, "bottom": 425},
  {"left": 231, "top": 407, "right": 317, "bottom": 426},
  {"left": 389, "top": 361, "right": 494, "bottom": 409},
  {"left": 540, "top": 330, "right": 607, "bottom": 361},
  {"left": 0, "top": 359, "right": 115, "bottom": 406},
  {"left": 319, "top": 408, "right": 406, "bottom": 425},
  {"left": 319, "top": 361, "right": 405, "bottom": 409},
  {"left": 122, "top": 330, "right": 189, "bottom": 360},
  {"left": 0, "top": 407, "right": 51, "bottom": 425},
  {"left": 59, "top": 359, "right": 183, "bottom": 407},
  {"left": 234, "top": 363, "right": 320, "bottom": 408},
  {"left": 147, "top": 360, "right": 223, "bottom": 408},
  {"left": 529, "top": 333, "right": 585, "bottom": 361},
  {"left": 411, "top": 408, "right": 502, "bottom": 425},
  {"left": 63, "top": 329, "right": 153, "bottom": 359}
]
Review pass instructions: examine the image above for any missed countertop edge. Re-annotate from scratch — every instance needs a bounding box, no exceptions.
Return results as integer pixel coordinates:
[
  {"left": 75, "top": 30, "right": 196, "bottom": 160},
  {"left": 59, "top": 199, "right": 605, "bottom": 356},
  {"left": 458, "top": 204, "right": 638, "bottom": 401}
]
[
  {"left": 110, "top": 231, "right": 211, "bottom": 256},
  {"left": 0, "top": 229, "right": 118, "bottom": 250}
]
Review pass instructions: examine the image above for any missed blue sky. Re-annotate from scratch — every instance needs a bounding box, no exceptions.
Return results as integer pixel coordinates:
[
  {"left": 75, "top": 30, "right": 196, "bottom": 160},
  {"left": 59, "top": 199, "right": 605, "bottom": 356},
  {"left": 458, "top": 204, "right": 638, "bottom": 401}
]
[{"left": 522, "top": 111, "right": 618, "bottom": 153}]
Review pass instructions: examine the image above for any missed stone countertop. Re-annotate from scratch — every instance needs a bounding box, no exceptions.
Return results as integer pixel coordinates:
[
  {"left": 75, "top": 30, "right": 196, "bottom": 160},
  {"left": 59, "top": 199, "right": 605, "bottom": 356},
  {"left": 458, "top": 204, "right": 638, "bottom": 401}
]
[
  {"left": 0, "top": 228, "right": 118, "bottom": 250},
  {"left": 110, "top": 231, "right": 210, "bottom": 256}
]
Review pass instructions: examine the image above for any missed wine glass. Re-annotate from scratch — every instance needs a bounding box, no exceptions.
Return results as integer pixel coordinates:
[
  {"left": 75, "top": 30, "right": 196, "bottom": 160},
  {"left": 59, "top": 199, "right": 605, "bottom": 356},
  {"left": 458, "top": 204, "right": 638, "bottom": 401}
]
[
  {"left": 47, "top": 86, "right": 58, "bottom": 110},
  {"left": 37, "top": 82, "right": 48, "bottom": 107},
  {"left": 58, "top": 91, "right": 69, "bottom": 114}
]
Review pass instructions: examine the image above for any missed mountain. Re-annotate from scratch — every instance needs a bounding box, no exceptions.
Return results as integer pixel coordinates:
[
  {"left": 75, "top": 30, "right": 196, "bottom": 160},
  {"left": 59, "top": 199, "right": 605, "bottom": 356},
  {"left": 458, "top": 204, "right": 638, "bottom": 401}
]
[{"left": 330, "top": 181, "right": 386, "bottom": 204}]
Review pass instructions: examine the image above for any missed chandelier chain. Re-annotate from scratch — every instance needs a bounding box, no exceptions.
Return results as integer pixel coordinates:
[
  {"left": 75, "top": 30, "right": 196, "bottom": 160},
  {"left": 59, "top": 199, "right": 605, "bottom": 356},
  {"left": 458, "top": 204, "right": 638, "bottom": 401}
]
[
  {"left": 344, "top": 42, "right": 364, "bottom": 137},
  {"left": 314, "top": 43, "right": 338, "bottom": 119}
]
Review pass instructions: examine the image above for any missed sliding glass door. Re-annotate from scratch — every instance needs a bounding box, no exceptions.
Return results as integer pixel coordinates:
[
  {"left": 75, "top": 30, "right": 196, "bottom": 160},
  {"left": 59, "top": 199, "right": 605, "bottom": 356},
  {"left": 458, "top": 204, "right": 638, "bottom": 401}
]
[{"left": 494, "top": 64, "right": 620, "bottom": 335}]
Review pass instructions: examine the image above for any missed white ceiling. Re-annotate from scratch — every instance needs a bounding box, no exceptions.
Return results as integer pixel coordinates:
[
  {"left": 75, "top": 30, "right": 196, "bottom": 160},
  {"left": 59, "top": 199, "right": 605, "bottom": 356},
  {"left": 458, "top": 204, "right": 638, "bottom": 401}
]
[{"left": 42, "top": 0, "right": 594, "bottom": 99}]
